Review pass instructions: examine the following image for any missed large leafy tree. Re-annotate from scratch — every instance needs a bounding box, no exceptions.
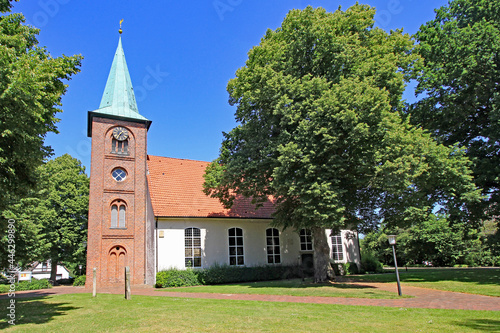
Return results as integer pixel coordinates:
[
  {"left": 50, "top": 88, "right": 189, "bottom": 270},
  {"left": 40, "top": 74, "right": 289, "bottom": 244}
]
[
  {"left": 1, "top": 154, "right": 89, "bottom": 281},
  {"left": 204, "top": 5, "right": 481, "bottom": 282},
  {"left": 409, "top": 0, "right": 500, "bottom": 217},
  {"left": 0, "top": 0, "right": 82, "bottom": 214}
]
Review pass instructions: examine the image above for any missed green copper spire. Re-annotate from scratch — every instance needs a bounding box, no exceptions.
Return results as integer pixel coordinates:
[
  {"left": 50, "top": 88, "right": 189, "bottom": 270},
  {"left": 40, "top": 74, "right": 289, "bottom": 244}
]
[
  {"left": 88, "top": 33, "right": 151, "bottom": 137},
  {"left": 97, "top": 36, "right": 147, "bottom": 120}
]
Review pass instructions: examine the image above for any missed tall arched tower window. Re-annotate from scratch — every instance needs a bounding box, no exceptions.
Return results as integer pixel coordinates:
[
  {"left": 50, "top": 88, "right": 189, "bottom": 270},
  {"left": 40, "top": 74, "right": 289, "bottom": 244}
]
[
  {"left": 110, "top": 201, "right": 127, "bottom": 229},
  {"left": 111, "top": 138, "right": 129, "bottom": 155}
]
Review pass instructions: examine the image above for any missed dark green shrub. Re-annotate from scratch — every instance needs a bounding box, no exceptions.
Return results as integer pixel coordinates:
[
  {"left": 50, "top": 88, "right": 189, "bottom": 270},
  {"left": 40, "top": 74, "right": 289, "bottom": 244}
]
[
  {"left": 58, "top": 277, "right": 75, "bottom": 285},
  {"left": 155, "top": 268, "right": 201, "bottom": 288},
  {"left": 345, "top": 262, "right": 359, "bottom": 275},
  {"left": 361, "top": 252, "right": 383, "bottom": 273},
  {"left": 331, "top": 263, "right": 345, "bottom": 276},
  {"left": 73, "top": 275, "right": 86, "bottom": 286},
  {"left": 196, "top": 263, "right": 302, "bottom": 285}
]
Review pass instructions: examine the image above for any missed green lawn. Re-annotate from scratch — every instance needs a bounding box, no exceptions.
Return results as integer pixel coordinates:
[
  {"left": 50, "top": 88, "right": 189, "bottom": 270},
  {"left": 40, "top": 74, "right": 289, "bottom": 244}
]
[
  {"left": 1, "top": 294, "right": 498, "bottom": 332},
  {"left": 158, "top": 278, "right": 407, "bottom": 298},
  {"left": 344, "top": 268, "right": 500, "bottom": 297}
]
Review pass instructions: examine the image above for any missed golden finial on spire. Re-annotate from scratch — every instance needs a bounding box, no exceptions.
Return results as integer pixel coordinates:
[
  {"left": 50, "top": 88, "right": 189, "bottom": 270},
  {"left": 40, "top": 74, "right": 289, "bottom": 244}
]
[{"left": 119, "top": 19, "right": 124, "bottom": 34}]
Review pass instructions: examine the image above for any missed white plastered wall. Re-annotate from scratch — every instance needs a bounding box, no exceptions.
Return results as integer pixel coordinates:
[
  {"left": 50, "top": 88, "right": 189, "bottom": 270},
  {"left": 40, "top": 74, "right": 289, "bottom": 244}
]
[{"left": 156, "top": 218, "right": 360, "bottom": 271}]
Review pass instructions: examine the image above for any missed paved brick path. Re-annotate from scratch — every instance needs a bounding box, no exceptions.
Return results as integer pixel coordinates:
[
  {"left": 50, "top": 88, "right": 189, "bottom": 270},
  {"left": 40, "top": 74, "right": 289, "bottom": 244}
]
[{"left": 2, "top": 282, "right": 499, "bottom": 311}]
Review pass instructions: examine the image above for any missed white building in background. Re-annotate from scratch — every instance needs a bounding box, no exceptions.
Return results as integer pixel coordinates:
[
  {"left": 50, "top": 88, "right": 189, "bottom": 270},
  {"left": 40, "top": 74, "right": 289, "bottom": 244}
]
[{"left": 18, "top": 261, "right": 71, "bottom": 281}]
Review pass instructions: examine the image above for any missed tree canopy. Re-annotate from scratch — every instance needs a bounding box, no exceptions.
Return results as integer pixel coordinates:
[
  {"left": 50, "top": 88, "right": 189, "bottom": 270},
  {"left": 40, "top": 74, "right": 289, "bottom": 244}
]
[
  {"left": 204, "top": 5, "right": 481, "bottom": 281},
  {"left": 1, "top": 154, "right": 89, "bottom": 280},
  {"left": 362, "top": 214, "right": 499, "bottom": 267},
  {"left": 409, "top": 0, "right": 500, "bottom": 218},
  {"left": 0, "top": 1, "right": 82, "bottom": 213}
]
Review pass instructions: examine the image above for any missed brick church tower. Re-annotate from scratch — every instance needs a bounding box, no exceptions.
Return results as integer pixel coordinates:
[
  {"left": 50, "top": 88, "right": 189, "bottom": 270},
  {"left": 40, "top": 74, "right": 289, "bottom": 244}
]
[{"left": 86, "top": 32, "right": 155, "bottom": 288}]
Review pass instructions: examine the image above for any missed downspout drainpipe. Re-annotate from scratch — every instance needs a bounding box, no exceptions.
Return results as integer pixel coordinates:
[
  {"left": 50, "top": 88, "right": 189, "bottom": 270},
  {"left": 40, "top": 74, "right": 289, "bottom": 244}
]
[{"left": 155, "top": 217, "right": 158, "bottom": 277}]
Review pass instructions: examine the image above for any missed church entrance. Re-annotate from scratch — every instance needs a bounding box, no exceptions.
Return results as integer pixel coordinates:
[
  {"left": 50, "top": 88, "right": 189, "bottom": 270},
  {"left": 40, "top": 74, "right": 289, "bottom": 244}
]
[{"left": 108, "top": 246, "right": 127, "bottom": 283}]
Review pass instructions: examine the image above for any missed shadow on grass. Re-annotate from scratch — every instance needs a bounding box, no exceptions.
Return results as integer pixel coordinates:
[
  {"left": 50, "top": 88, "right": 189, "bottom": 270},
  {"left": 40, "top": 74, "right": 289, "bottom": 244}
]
[
  {"left": 454, "top": 319, "right": 500, "bottom": 332},
  {"left": 0, "top": 297, "right": 80, "bottom": 329},
  {"left": 235, "top": 279, "right": 377, "bottom": 290}
]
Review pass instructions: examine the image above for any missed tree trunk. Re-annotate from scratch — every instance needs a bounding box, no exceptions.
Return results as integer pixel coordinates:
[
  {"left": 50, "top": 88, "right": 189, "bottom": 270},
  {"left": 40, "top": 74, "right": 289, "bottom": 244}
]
[
  {"left": 311, "top": 226, "right": 335, "bottom": 283},
  {"left": 50, "top": 258, "right": 58, "bottom": 285}
]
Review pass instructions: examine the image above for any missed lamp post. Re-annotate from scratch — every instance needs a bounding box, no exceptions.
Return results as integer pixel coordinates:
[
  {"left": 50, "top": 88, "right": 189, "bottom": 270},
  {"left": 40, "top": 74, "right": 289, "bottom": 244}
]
[
  {"left": 387, "top": 235, "right": 402, "bottom": 296},
  {"left": 78, "top": 265, "right": 82, "bottom": 276}
]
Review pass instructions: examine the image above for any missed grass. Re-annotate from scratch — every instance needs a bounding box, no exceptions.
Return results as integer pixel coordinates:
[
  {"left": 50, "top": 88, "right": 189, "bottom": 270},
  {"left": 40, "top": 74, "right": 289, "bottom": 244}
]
[
  {"left": 1, "top": 293, "right": 499, "bottom": 332},
  {"left": 157, "top": 278, "right": 407, "bottom": 299},
  {"left": 344, "top": 268, "right": 500, "bottom": 297}
]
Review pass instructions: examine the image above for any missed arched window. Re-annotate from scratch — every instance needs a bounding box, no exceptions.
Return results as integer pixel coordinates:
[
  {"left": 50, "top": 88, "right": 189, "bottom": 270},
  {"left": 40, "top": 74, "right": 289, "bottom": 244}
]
[
  {"left": 111, "top": 138, "right": 129, "bottom": 155},
  {"left": 228, "top": 227, "right": 244, "bottom": 266},
  {"left": 111, "top": 205, "right": 118, "bottom": 228},
  {"left": 119, "top": 206, "right": 126, "bottom": 228},
  {"left": 110, "top": 201, "right": 126, "bottom": 229},
  {"left": 331, "top": 232, "right": 343, "bottom": 261},
  {"left": 185, "top": 228, "right": 201, "bottom": 268},
  {"left": 300, "top": 229, "right": 313, "bottom": 251},
  {"left": 266, "top": 228, "right": 281, "bottom": 264}
]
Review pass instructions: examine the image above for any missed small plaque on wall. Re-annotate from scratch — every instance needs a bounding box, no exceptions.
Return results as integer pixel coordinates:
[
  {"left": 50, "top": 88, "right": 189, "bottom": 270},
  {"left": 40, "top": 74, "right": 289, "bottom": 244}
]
[{"left": 159, "top": 230, "right": 164, "bottom": 238}]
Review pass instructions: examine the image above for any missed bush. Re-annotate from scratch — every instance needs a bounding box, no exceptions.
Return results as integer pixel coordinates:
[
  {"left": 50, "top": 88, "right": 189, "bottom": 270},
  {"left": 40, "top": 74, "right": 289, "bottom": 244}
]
[
  {"left": 73, "top": 275, "right": 86, "bottom": 286},
  {"left": 345, "top": 262, "right": 359, "bottom": 275},
  {"left": 361, "top": 252, "right": 383, "bottom": 273},
  {"left": 21, "top": 278, "right": 52, "bottom": 290},
  {"left": 155, "top": 268, "right": 201, "bottom": 288},
  {"left": 0, "top": 279, "right": 53, "bottom": 292}
]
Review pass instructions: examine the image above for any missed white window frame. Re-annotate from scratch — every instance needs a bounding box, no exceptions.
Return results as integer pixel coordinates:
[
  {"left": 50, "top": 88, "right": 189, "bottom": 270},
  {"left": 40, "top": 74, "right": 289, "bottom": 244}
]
[
  {"left": 331, "top": 232, "right": 344, "bottom": 261},
  {"left": 266, "top": 228, "right": 281, "bottom": 264},
  {"left": 185, "top": 227, "right": 202, "bottom": 268},
  {"left": 300, "top": 229, "right": 313, "bottom": 251},
  {"left": 228, "top": 227, "right": 244, "bottom": 266}
]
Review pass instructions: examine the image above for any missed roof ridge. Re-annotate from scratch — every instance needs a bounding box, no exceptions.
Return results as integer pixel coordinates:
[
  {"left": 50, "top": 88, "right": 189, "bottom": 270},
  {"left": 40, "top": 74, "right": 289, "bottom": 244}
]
[{"left": 148, "top": 155, "right": 210, "bottom": 163}]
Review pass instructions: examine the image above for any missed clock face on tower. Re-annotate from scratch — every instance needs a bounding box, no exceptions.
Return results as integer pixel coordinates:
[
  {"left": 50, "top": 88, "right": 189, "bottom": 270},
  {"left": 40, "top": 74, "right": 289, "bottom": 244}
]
[{"left": 113, "top": 127, "right": 129, "bottom": 141}]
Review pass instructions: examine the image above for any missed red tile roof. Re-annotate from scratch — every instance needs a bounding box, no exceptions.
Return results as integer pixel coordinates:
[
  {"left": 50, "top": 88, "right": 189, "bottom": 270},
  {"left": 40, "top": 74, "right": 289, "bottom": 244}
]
[{"left": 147, "top": 155, "right": 274, "bottom": 218}]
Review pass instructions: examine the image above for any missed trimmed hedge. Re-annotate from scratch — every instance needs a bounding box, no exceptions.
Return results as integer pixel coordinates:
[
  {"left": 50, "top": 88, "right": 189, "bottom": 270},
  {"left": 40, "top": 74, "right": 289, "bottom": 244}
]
[
  {"left": 197, "top": 263, "right": 303, "bottom": 285},
  {"left": 155, "top": 264, "right": 303, "bottom": 288}
]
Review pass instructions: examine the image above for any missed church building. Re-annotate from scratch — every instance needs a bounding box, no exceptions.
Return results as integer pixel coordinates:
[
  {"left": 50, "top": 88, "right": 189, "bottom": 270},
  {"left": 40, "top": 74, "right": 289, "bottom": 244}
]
[{"left": 85, "top": 33, "right": 360, "bottom": 288}]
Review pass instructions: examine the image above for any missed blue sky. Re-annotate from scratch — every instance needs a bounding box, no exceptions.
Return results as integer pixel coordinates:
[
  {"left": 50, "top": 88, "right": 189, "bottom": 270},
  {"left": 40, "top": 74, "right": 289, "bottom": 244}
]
[{"left": 12, "top": 0, "right": 448, "bottom": 172}]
